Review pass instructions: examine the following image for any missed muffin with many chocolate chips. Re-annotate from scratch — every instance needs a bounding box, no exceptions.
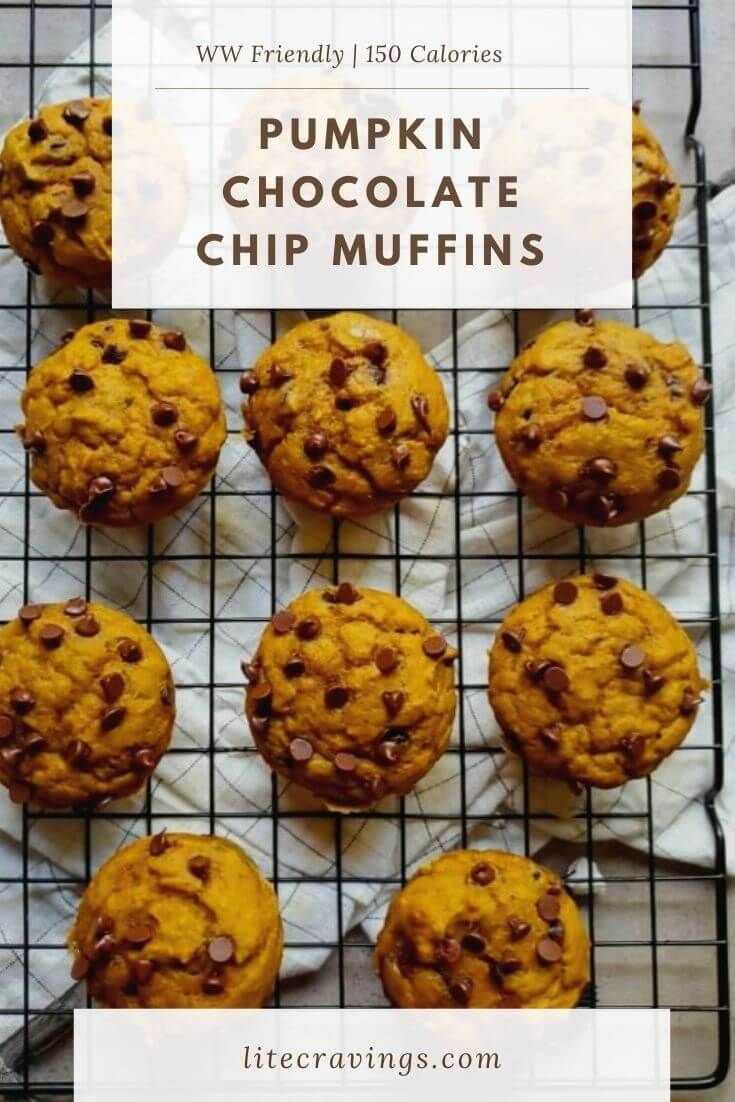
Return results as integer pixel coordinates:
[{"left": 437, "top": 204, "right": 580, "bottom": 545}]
[
  {"left": 632, "top": 105, "right": 681, "bottom": 280},
  {"left": 68, "top": 833, "right": 282, "bottom": 1007},
  {"left": 488, "top": 575, "right": 708, "bottom": 789},
  {"left": 376, "top": 850, "right": 589, "bottom": 1009},
  {"left": 19, "top": 318, "right": 226, "bottom": 527},
  {"left": 0, "top": 600, "right": 174, "bottom": 808},
  {"left": 244, "top": 584, "right": 457, "bottom": 810},
  {"left": 490, "top": 317, "right": 707, "bottom": 527},
  {"left": 242, "top": 312, "right": 449, "bottom": 517},
  {"left": 0, "top": 97, "right": 112, "bottom": 288}
]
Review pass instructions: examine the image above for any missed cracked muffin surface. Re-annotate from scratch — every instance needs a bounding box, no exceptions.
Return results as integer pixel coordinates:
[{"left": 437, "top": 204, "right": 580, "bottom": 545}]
[
  {"left": 632, "top": 108, "right": 680, "bottom": 280},
  {"left": 0, "top": 97, "right": 112, "bottom": 288},
  {"left": 69, "top": 833, "right": 282, "bottom": 1008},
  {"left": 244, "top": 584, "right": 457, "bottom": 810},
  {"left": 242, "top": 312, "right": 449, "bottom": 517},
  {"left": 488, "top": 574, "right": 707, "bottom": 789},
  {"left": 490, "top": 318, "right": 707, "bottom": 528},
  {"left": 376, "top": 849, "right": 589, "bottom": 1009},
  {"left": 20, "top": 318, "right": 226, "bottom": 527},
  {"left": 0, "top": 599, "right": 174, "bottom": 809}
]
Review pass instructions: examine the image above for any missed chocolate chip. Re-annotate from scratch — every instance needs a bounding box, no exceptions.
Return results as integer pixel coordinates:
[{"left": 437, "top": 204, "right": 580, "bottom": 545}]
[
  {"left": 547, "top": 920, "right": 565, "bottom": 944},
  {"left": 335, "top": 582, "right": 360, "bottom": 605},
  {"left": 643, "top": 669, "right": 665, "bottom": 696},
  {"left": 364, "top": 341, "right": 387, "bottom": 367},
  {"left": 23, "top": 430, "right": 46, "bottom": 455},
  {"left": 118, "top": 638, "right": 142, "bottom": 662},
  {"left": 376, "top": 733, "right": 406, "bottom": 765},
  {"left": 508, "top": 916, "right": 531, "bottom": 940},
  {"left": 239, "top": 371, "right": 259, "bottom": 395},
  {"left": 437, "top": 937, "right": 461, "bottom": 965},
  {"left": 575, "top": 309, "right": 595, "bottom": 326},
  {"left": 133, "top": 747, "right": 156, "bottom": 771},
  {"left": 1, "top": 746, "right": 24, "bottom": 771},
  {"left": 241, "top": 660, "right": 260, "bottom": 684},
  {"left": 382, "top": 690, "right": 405, "bottom": 717},
  {"left": 410, "top": 393, "right": 431, "bottom": 431},
  {"left": 61, "top": 199, "right": 88, "bottom": 226},
  {"left": 585, "top": 494, "right": 620, "bottom": 524},
  {"left": 376, "top": 408, "right": 397, "bottom": 436},
  {"left": 501, "top": 630, "right": 524, "bottom": 654},
  {"left": 250, "top": 681, "right": 272, "bottom": 717},
  {"left": 536, "top": 937, "right": 563, "bottom": 964},
  {"left": 658, "top": 436, "right": 683, "bottom": 461},
  {"left": 657, "top": 467, "right": 681, "bottom": 491},
  {"left": 462, "top": 932, "right": 486, "bottom": 954},
  {"left": 160, "top": 682, "right": 173, "bottom": 707},
  {"left": 375, "top": 646, "right": 399, "bottom": 674},
  {"left": 272, "top": 610, "right": 296, "bottom": 635},
  {"left": 149, "top": 830, "right": 169, "bottom": 856},
  {"left": 75, "top": 614, "right": 100, "bottom": 637},
  {"left": 423, "top": 635, "right": 447, "bottom": 659},
  {"left": 543, "top": 666, "right": 570, "bottom": 693},
  {"left": 680, "top": 690, "right": 702, "bottom": 716},
  {"left": 60, "top": 329, "right": 76, "bottom": 345},
  {"left": 289, "top": 737, "right": 313, "bottom": 762},
  {"left": 582, "top": 395, "right": 608, "bottom": 421},
  {"left": 101, "top": 706, "right": 126, "bottom": 732},
  {"left": 31, "top": 220, "right": 54, "bottom": 246},
  {"left": 537, "top": 893, "right": 561, "bottom": 922},
  {"left": 270, "top": 363, "right": 292, "bottom": 386},
  {"left": 87, "top": 475, "right": 115, "bottom": 503},
  {"left": 309, "top": 465, "right": 336, "bottom": 489},
  {"left": 161, "top": 465, "right": 184, "bottom": 489},
  {"left": 335, "top": 390, "right": 358, "bottom": 411},
  {"left": 10, "top": 689, "right": 35, "bottom": 715},
  {"left": 69, "top": 172, "right": 95, "bottom": 200},
  {"left": 692, "top": 376, "right": 713, "bottom": 406},
  {"left": 541, "top": 725, "right": 562, "bottom": 749},
  {"left": 163, "top": 331, "right": 186, "bottom": 352},
  {"left": 487, "top": 390, "right": 504, "bottom": 412},
  {"left": 39, "top": 623, "right": 64, "bottom": 649},
  {"left": 518, "top": 422, "right": 542, "bottom": 450},
  {"left": 325, "top": 686, "right": 349, "bottom": 709},
  {"left": 65, "top": 739, "right": 91, "bottom": 767},
  {"left": 329, "top": 358, "right": 348, "bottom": 387},
  {"left": 296, "top": 617, "right": 321, "bottom": 641},
  {"left": 93, "top": 934, "right": 117, "bottom": 959},
  {"left": 132, "top": 959, "right": 155, "bottom": 985},
  {"left": 151, "top": 401, "right": 178, "bottom": 427},
  {"left": 188, "top": 855, "right": 210, "bottom": 880},
  {"left": 624, "top": 363, "right": 649, "bottom": 390},
  {"left": 448, "top": 978, "right": 473, "bottom": 1005},
  {"left": 548, "top": 488, "right": 569, "bottom": 512},
  {"left": 28, "top": 117, "right": 48, "bottom": 142},
  {"left": 620, "top": 734, "right": 645, "bottom": 758},
  {"left": 593, "top": 573, "right": 617, "bottom": 590},
  {"left": 69, "top": 369, "right": 94, "bottom": 393},
  {"left": 126, "top": 319, "right": 151, "bottom": 341},
  {"left": 304, "top": 433, "right": 328, "bottom": 461},
  {"left": 620, "top": 644, "right": 645, "bottom": 671},
  {"left": 634, "top": 200, "right": 658, "bottom": 221},
  {"left": 581, "top": 457, "right": 617, "bottom": 483},
  {"left": 284, "top": 657, "right": 305, "bottom": 679},
  {"left": 70, "top": 956, "right": 89, "bottom": 981},
  {"left": 469, "top": 863, "right": 496, "bottom": 886},
  {"left": 601, "top": 591, "right": 623, "bottom": 615},
  {"left": 202, "top": 974, "right": 225, "bottom": 995},
  {"left": 100, "top": 673, "right": 125, "bottom": 703},
  {"left": 553, "top": 581, "right": 577, "bottom": 606},
  {"left": 0, "top": 715, "right": 13, "bottom": 741},
  {"left": 208, "top": 935, "right": 235, "bottom": 964},
  {"left": 125, "top": 922, "right": 154, "bottom": 946},
  {"left": 19, "top": 604, "right": 43, "bottom": 625},
  {"left": 583, "top": 347, "right": 607, "bottom": 369},
  {"left": 656, "top": 177, "right": 677, "bottom": 197},
  {"left": 63, "top": 100, "right": 91, "bottom": 128},
  {"left": 102, "top": 115, "right": 112, "bottom": 136},
  {"left": 335, "top": 752, "right": 357, "bottom": 773},
  {"left": 174, "top": 431, "right": 197, "bottom": 453},
  {"left": 392, "top": 443, "right": 411, "bottom": 470}
]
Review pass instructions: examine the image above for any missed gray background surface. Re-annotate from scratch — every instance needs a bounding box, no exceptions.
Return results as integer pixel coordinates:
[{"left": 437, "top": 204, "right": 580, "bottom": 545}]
[{"left": 0, "top": 1, "right": 732, "bottom": 1098}]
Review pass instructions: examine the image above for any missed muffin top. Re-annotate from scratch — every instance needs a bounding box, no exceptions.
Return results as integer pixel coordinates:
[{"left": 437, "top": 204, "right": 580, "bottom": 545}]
[
  {"left": 0, "top": 599, "right": 174, "bottom": 808},
  {"left": 242, "top": 312, "right": 449, "bottom": 517},
  {"left": 376, "top": 849, "right": 590, "bottom": 1009},
  {"left": 632, "top": 107, "right": 681, "bottom": 280},
  {"left": 20, "top": 318, "right": 226, "bottom": 527},
  {"left": 69, "top": 833, "right": 283, "bottom": 1008},
  {"left": 490, "top": 317, "right": 708, "bottom": 527},
  {"left": 245, "top": 584, "right": 457, "bottom": 810},
  {"left": 488, "top": 574, "right": 707, "bottom": 788},
  {"left": 0, "top": 97, "right": 112, "bottom": 287}
]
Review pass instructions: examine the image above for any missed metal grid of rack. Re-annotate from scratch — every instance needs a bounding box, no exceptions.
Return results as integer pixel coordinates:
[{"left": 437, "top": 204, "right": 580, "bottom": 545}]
[{"left": 0, "top": 0, "right": 729, "bottom": 1095}]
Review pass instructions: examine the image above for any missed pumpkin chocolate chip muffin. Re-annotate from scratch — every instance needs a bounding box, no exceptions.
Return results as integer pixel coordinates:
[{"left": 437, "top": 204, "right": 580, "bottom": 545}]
[
  {"left": 489, "top": 317, "right": 708, "bottom": 527},
  {"left": 68, "top": 833, "right": 282, "bottom": 1008},
  {"left": 244, "top": 584, "right": 457, "bottom": 810},
  {"left": 19, "top": 318, "right": 226, "bottom": 527},
  {"left": 488, "top": 575, "right": 708, "bottom": 789},
  {"left": 632, "top": 105, "right": 681, "bottom": 280},
  {"left": 242, "top": 312, "right": 449, "bottom": 517},
  {"left": 0, "top": 599, "right": 174, "bottom": 809},
  {"left": 376, "top": 849, "right": 590, "bottom": 1009},
  {"left": 0, "top": 97, "right": 112, "bottom": 288}
]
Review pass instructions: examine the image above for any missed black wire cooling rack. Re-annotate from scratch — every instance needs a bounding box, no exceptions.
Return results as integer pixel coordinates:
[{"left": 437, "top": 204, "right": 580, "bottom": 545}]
[{"left": 0, "top": 0, "right": 730, "bottom": 1096}]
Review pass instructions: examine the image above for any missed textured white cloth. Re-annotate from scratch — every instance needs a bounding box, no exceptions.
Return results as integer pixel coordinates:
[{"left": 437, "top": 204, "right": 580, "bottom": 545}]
[{"left": 0, "top": 24, "right": 732, "bottom": 1040}]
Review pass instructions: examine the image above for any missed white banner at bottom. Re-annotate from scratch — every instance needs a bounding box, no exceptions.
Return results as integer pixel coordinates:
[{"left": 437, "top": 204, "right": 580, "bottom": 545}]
[{"left": 74, "top": 1008, "right": 669, "bottom": 1101}]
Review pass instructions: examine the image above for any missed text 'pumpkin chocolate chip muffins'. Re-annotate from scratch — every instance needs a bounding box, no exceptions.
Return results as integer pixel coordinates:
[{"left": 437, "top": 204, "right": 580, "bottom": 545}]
[
  {"left": 488, "top": 575, "right": 708, "bottom": 789},
  {"left": 244, "top": 584, "right": 457, "bottom": 811},
  {"left": 632, "top": 105, "right": 681, "bottom": 280},
  {"left": 489, "top": 317, "right": 708, "bottom": 528},
  {"left": 20, "top": 318, "right": 227, "bottom": 527},
  {"left": 0, "top": 97, "right": 112, "bottom": 288},
  {"left": 0, "top": 600, "right": 174, "bottom": 809},
  {"left": 242, "top": 312, "right": 449, "bottom": 517},
  {"left": 68, "top": 833, "right": 282, "bottom": 1008},
  {"left": 376, "top": 850, "right": 590, "bottom": 1009}
]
